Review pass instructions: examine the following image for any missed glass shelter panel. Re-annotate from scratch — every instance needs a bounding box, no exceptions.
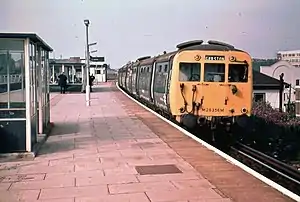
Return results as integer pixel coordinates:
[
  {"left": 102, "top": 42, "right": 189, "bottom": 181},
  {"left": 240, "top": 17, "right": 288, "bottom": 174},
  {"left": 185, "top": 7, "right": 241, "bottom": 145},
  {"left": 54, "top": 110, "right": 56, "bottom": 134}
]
[
  {"left": 0, "top": 39, "right": 26, "bottom": 119},
  {"left": 29, "top": 42, "right": 38, "bottom": 144},
  {"left": 39, "top": 48, "right": 50, "bottom": 132},
  {"left": 44, "top": 51, "right": 50, "bottom": 126},
  {"left": 0, "top": 38, "right": 26, "bottom": 153}
]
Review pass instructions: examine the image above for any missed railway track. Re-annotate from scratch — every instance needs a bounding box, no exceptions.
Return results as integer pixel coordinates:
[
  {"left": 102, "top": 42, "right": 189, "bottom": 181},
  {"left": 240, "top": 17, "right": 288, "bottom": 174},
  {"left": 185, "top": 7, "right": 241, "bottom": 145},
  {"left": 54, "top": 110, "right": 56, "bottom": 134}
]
[{"left": 230, "top": 143, "right": 300, "bottom": 196}]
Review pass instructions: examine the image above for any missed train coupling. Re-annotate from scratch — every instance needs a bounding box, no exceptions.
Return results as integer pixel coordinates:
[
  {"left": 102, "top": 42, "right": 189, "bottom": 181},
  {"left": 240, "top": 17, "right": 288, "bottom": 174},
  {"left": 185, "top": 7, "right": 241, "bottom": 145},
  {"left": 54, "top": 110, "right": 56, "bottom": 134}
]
[
  {"left": 197, "top": 116, "right": 206, "bottom": 126},
  {"left": 220, "top": 119, "right": 232, "bottom": 132}
]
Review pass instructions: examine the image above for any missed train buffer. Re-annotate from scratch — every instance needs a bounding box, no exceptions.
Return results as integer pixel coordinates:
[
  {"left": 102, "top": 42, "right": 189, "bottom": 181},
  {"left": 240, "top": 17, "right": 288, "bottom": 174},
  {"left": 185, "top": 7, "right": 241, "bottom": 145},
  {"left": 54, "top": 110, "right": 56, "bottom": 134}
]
[{"left": 0, "top": 82, "right": 294, "bottom": 202}]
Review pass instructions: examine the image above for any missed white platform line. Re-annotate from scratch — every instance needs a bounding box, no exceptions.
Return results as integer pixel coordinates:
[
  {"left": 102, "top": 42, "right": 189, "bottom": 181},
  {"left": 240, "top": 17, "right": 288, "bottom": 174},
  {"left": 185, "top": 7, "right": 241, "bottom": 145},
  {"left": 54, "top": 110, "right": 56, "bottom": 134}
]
[{"left": 116, "top": 82, "right": 300, "bottom": 202}]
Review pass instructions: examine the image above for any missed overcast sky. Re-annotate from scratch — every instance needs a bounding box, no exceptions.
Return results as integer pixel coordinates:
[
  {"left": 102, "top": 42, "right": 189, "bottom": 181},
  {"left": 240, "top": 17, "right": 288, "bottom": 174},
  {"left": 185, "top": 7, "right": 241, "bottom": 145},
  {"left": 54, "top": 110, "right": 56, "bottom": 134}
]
[{"left": 1, "top": 0, "right": 300, "bottom": 69}]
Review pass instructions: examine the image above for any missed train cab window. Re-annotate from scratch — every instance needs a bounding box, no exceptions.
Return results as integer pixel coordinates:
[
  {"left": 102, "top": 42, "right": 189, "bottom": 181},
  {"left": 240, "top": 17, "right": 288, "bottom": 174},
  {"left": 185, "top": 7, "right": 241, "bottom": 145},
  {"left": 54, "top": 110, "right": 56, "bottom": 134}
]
[
  {"left": 179, "top": 62, "right": 201, "bottom": 81},
  {"left": 204, "top": 63, "right": 225, "bottom": 82},
  {"left": 228, "top": 64, "right": 248, "bottom": 82}
]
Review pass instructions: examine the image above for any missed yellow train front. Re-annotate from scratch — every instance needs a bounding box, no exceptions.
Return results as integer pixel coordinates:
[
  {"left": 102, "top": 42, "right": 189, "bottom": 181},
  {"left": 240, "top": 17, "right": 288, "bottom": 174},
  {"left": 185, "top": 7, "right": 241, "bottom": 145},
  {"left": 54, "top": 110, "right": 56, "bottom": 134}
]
[{"left": 169, "top": 40, "right": 253, "bottom": 143}]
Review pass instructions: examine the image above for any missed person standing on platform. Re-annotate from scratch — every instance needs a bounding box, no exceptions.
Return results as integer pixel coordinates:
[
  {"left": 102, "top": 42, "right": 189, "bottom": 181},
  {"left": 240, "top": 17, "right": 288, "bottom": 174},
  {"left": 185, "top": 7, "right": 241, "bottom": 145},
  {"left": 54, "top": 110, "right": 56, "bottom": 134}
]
[
  {"left": 58, "top": 72, "right": 67, "bottom": 94},
  {"left": 89, "top": 74, "right": 95, "bottom": 92}
]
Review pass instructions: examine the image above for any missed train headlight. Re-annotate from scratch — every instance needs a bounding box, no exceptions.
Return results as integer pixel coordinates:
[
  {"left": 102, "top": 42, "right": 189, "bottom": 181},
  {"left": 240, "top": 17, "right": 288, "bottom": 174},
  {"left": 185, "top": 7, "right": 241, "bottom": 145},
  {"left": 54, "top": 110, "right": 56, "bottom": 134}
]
[
  {"left": 229, "top": 56, "right": 236, "bottom": 62},
  {"left": 231, "top": 85, "right": 238, "bottom": 94},
  {"left": 241, "top": 107, "right": 247, "bottom": 114}
]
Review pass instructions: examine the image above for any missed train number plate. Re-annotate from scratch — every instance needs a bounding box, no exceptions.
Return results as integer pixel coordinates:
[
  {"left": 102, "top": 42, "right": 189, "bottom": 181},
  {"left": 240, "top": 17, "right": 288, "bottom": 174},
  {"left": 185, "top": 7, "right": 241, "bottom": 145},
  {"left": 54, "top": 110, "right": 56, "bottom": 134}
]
[{"left": 202, "top": 108, "right": 224, "bottom": 113}]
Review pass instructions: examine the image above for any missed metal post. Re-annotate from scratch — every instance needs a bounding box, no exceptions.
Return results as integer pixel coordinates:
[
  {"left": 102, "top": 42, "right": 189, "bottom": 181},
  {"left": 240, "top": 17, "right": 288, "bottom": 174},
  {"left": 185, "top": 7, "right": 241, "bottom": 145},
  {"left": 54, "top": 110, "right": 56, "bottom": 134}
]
[
  {"left": 52, "top": 65, "right": 55, "bottom": 83},
  {"left": 24, "top": 39, "right": 32, "bottom": 152},
  {"left": 21, "top": 53, "right": 25, "bottom": 101},
  {"left": 37, "top": 47, "right": 43, "bottom": 134},
  {"left": 287, "top": 83, "right": 292, "bottom": 113},
  {"left": 84, "top": 19, "right": 91, "bottom": 106},
  {"left": 72, "top": 65, "right": 75, "bottom": 83},
  {"left": 279, "top": 73, "right": 284, "bottom": 112},
  {"left": 81, "top": 64, "right": 86, "bottom": 92},
  {"left": 6, "top": 51, "right": 10, "bottom": 108}
]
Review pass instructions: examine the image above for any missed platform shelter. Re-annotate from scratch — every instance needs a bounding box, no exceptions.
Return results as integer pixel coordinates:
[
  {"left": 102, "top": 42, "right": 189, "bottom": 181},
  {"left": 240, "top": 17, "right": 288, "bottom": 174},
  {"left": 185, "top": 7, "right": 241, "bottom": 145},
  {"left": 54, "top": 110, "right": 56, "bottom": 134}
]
[
  {"left": 49, "top": 57, "right": 85, "bottom": 92},
  {"left": 0, "top": 33, "right": 53, "bottom": 154}
]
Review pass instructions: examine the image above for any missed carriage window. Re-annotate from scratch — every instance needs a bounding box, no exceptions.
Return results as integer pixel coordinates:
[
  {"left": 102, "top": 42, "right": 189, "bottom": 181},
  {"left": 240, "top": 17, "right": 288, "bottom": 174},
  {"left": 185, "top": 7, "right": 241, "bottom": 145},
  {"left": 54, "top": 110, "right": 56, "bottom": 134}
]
[
  {"left": 164, "top": 64, "right": 168, "bottom": 72},
  {"left": 159, "top": 65, "right": 162, "bottom": 72},
  {"left": 228, "top": 64, "right": 248, "bottom": 82},
  {"left": 204, "top": 63, "right": 225, "bottom": 82},
  {"left": 179, "top": 62, "right": 201, "bottom": 81}
]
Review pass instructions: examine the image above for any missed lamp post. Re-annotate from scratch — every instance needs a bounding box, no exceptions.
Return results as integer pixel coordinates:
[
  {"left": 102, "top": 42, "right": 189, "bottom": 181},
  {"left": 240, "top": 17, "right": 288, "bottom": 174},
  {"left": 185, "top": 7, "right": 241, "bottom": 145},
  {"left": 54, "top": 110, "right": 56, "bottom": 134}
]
[{"left": 84, "top": 19, "right": 91, "bottom": 106}]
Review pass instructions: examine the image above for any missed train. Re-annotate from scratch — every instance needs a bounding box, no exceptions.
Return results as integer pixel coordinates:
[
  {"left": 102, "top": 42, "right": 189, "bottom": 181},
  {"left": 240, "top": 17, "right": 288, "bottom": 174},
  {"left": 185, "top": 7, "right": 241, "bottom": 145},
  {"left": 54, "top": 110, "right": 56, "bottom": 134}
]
[{"left": 118, "top": 40, "right": 253, "bottom": 146}]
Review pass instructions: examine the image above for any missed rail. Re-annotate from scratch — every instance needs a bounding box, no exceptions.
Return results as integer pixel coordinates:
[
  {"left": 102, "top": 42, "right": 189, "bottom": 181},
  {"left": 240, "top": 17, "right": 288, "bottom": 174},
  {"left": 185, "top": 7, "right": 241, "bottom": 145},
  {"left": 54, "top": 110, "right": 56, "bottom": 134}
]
[{"left": 232, "top": 143, "right": 300, "bottom": 194}]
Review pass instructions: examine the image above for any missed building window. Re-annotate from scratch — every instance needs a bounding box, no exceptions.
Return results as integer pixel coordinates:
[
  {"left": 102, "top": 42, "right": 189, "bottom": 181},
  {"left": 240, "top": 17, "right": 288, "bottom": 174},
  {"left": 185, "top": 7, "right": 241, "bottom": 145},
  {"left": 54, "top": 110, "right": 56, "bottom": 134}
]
[
  {"left": 284, "top": 93, "right": 288, "bottom": 101},
  {"left": 296, "top": 79, "right": 300, "bottom": 86},
  {"left": 95, "top": 70, "right": 101, "bottom": 74},
  {"left": 253, "top": 93, "right": 265, "bottom": 102}
]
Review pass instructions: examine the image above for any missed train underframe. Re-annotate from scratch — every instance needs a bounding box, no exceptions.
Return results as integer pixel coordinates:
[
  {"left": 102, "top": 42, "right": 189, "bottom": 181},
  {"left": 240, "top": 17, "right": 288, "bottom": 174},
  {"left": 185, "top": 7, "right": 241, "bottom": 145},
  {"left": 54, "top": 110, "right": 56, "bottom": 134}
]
[
  {"left": 120, "top": 86, "right": 250, "bottom": 151},
  {"left": 179, "top": 113, "right": 249, "bottom": 150}
]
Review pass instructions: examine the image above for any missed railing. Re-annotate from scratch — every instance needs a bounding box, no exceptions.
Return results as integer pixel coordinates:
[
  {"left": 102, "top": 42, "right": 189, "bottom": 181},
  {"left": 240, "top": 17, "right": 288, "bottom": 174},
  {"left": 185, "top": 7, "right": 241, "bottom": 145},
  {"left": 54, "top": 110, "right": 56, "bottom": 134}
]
[{"left": 0, "top": 74, "right": 23, "bottom": 84}]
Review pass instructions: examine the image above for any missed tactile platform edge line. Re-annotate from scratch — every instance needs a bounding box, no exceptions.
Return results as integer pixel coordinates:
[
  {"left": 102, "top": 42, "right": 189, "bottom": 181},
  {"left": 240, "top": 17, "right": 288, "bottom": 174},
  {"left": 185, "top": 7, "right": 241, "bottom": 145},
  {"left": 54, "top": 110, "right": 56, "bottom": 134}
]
[{"left": 116, "top": 82, "right": 300, "bottom": 202}]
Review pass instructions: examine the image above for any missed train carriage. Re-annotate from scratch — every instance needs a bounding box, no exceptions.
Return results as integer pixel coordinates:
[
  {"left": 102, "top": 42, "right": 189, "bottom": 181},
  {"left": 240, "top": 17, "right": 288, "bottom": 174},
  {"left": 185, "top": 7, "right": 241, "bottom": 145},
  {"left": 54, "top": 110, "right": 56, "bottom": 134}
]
[
  {"left": 118, "top": 40, "right": 253, "bottom": 146},
  {"left": 151, "top": 52, "right": 176, "bottom": 113}
]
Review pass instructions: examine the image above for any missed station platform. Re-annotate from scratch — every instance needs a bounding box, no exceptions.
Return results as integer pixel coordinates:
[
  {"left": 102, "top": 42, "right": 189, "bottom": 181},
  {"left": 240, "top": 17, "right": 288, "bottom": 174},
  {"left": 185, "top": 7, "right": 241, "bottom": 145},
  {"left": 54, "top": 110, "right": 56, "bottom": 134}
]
[{"left": 0, "top": 82, "right": 294, "bottom": 202}]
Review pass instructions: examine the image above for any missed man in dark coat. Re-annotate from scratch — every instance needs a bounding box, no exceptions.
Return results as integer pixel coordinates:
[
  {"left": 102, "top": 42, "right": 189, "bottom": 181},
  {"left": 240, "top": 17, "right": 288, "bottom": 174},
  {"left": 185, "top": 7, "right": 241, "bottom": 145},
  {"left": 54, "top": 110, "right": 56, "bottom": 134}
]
[
  {"left": 58, "top": 72, "right": 67, "bottom": 94},
  {"left": 89, "top": 74, "right": 95, "bottom": 92}
]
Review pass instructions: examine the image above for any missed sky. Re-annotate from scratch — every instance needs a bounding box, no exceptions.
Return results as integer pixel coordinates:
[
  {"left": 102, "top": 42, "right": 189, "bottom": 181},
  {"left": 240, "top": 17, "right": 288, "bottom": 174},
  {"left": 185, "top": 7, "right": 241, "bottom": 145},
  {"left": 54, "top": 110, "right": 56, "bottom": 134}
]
[{"left": 1, "top": 0, "right": 300, "bottom": 69}]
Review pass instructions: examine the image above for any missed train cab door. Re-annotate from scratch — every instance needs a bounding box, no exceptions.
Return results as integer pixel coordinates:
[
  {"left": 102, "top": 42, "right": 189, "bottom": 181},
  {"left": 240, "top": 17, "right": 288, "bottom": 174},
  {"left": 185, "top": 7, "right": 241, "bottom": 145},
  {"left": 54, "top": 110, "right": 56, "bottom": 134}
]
[
  {"left": 128, "top": 65, "right": 133, "bottom": 93},
  {"left": 132, "top": 65, "right": 137, "bottom": 95},
  {"left": 136, "top": 65, "right": 140, "bottom": 97},
  {"left": 200, "top": 61, "right": 228, "bottom": 116},
  {"left": 166, "top": 58, "right": 174, "bottom": 112},
  {"left": 150, "top": 62, "right": 157, "bottom": 104}
]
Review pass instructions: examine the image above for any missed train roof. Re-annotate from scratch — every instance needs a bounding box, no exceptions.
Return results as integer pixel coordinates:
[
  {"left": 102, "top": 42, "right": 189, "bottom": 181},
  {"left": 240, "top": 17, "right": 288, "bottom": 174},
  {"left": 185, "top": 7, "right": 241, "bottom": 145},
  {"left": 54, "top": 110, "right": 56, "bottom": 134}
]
[
  {"left": 124, "top": 40, "right": 247, "bottom": 68},
  {"left": 179, "top": 44, "right": 244, "bottom": 52},
  {"left": 176, "top": 40, "right": 244, "bottom": 52}
]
